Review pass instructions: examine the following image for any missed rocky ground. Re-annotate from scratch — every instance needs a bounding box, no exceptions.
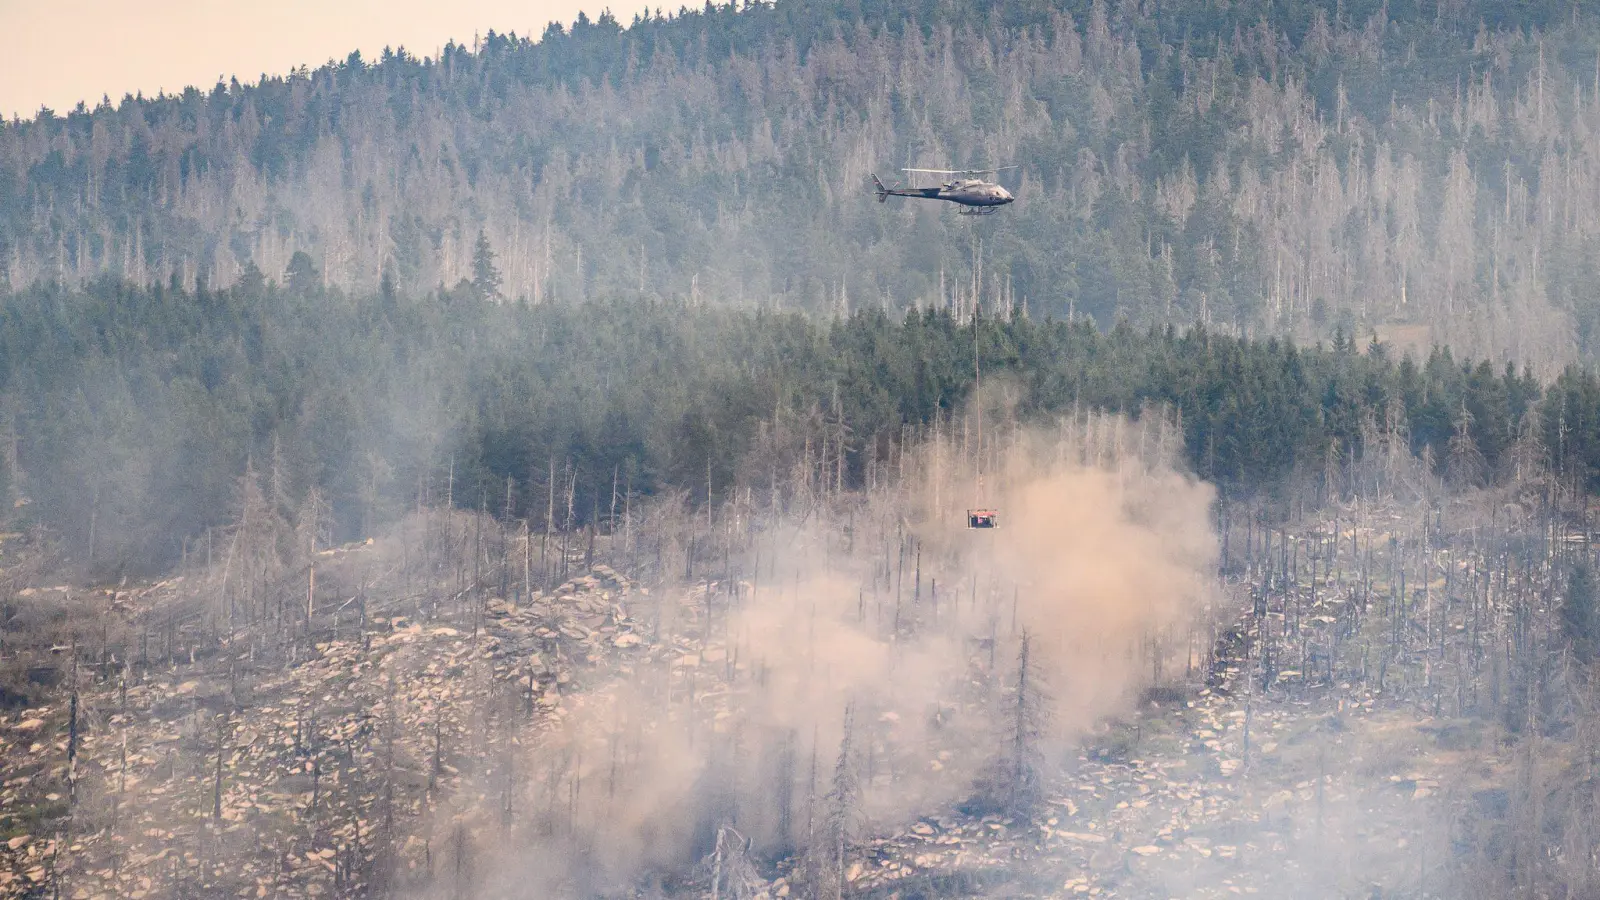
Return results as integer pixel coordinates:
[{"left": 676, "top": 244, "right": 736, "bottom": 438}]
[
  {"left": 0, "top": 554, "right": 650, "bottom": 899},
  {"left": 840, "top": 681, "right": 1477, "bottom": 900},
  {"left": 3, "top": 652, "right": 1476, "bottom": 899},
  {"left": 0, "top": 500, "right": 1534, "bottom": 899}
]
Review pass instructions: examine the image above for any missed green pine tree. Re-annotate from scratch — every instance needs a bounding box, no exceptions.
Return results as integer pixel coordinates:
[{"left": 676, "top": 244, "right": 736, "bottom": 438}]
[
  {"left": 1562, "top": 562, "right": 1599, "bottom": 666},
  {"left": 471, "top": 231, "right": 502, "bottom": 302}
]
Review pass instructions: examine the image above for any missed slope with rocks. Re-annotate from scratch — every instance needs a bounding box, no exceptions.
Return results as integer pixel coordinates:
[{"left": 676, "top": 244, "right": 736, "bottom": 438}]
[{"left": 1, "top": 466, "right": 1586, "bottom": 900}]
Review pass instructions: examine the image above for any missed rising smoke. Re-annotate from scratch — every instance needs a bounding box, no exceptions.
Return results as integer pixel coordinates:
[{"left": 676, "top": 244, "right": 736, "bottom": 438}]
[{"left": 413, "top": 403, "right": 1222, "bottom": 898}]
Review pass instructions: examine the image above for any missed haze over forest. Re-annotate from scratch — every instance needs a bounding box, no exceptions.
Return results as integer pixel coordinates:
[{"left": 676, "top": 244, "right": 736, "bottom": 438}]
[
  {"left": 8, "top": 2, "right": 1600, "bottom": 899},
  {"left": 3, "top": 0, "right": 1599, "bottom": 363}
]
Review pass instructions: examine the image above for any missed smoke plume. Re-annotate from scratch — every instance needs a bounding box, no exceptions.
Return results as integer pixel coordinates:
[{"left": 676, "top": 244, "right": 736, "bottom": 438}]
[{"left": 417, "top": 404, "right": 1221, "bottom": 897}]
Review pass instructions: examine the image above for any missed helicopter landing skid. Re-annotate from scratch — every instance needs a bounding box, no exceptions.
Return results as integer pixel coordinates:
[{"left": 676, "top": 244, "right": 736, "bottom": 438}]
[{"left": 958, "top": 207, "right": 1002, "bottom": 216}]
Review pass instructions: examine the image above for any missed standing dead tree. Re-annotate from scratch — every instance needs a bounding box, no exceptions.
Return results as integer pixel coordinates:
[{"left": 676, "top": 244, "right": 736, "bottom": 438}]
[
  {"left": 965, "top": 628, "right": 1047, "bottom": 820},
  {"left": 804, "top": 705, "right": 860, "bottom": 900}
]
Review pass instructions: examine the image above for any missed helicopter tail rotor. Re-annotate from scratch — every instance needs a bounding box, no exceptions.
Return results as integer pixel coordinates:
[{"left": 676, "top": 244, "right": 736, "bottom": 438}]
[{"left": 871, "top": 173, "right": 889, "bottom": 202}]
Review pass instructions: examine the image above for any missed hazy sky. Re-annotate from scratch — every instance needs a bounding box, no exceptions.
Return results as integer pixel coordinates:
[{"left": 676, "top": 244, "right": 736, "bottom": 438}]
[{"left": 0, "top": 0, "right": 654, "bottom": 120}]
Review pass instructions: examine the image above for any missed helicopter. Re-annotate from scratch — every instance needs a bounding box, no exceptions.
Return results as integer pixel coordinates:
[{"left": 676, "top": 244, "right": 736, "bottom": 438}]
[{"left": 871, "top": 167, "right": 1017, "bottom": 214}]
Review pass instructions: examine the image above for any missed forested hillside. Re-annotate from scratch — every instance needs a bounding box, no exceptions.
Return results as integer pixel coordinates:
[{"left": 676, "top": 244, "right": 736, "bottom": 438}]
[
  {"left": 7, "top": 272, "right": 1600, "bottom": 576},
  {"left": 2, "top": 0, "right": 1598, "bottom": 362},
  {"left": 15, "top": 7, "right": 1600, "bottom": 899}
]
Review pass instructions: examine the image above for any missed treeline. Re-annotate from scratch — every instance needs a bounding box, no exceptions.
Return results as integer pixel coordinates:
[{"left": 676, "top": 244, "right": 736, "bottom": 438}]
[
  {"left": 4, "top": 276, "right": 1600, "bottom": 574},
  {"left": 3, "top": 0, "right": 1599, "bottom": 363}
]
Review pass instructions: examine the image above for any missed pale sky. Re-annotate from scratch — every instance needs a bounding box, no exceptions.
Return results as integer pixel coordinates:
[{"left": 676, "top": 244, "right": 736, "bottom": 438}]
[{"left": 0, "top": 0, "right": 655, "bottom": 121}]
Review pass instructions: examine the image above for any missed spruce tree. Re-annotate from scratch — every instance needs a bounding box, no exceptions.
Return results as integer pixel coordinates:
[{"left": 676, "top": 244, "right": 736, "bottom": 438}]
[
  {"left": 284, "top": 251, "right": 320, "bottom": 295},
  {"left": 1562, "top": 561, "right": 1599, "bottom": 666},
  {"left": 965, "top": 628, "right": 1047, "bottom": 819},
  {"left": 471, "top": 231, "right": 502, "bottom": 302}
]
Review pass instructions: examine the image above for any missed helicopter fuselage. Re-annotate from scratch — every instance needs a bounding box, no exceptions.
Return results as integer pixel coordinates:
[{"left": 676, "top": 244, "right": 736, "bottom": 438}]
[{"left": 872, "top": 175, "right": 1014, "bottom": 208}]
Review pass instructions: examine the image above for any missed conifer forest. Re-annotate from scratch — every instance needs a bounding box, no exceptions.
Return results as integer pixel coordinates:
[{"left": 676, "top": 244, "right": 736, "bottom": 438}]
[{"left": 7, "top": 0, "right": 1600, "bottom": 898}]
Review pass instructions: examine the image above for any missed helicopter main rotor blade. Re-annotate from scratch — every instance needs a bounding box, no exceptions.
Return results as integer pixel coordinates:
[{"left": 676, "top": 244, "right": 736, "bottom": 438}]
[{"left": 902, "top": 166, "right": 1018, "bottom": 175}]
